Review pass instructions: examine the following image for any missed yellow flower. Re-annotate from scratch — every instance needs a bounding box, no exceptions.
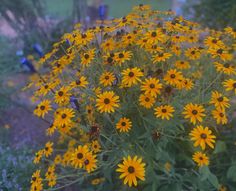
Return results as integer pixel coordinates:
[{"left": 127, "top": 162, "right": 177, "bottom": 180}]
[
  {"left": 175, "top": 60, "right": 190, "bottom": 70},
  {"left": 54, "top": 108, "right": 75, "bottom": 127},
  {"left": 154, "top": 105, "right": 175, "bottom": 120},
  {"left": 214, "top": 62, "right": 236, "bottom": 75},
  {"left": 44, "top": 142, "right": 53, "bottom": 157},
  {"left": 164, "top": 69, "right": 183, "bottom": 86},
  {"left": 212, "top": 108, "right": 228, "bottom": 125},
  {"left": 33, "top": 150, "right": 43, "bottom": 164},
  {"left": 71, "top": 145, "right": 89, "bottom": 168},
  {"left": 114, "top": 51, "right": 133, "bottom": 65},
  {"left": 152, "top": 52, "right": 172, "bottom": 63},
  {"left": 116, "top": 155, "right": 145, "bottom": 187},
  {"left": 116, "top": 117, "right": 132, "bottom": 133},
  {"left": 84, "top": 152, "right": 97, "bottom": 173},
  {"left": 96, "top": 91, "right": 120, "bottom": 113},
  {"left": 189, "top": 125, "right": 216, "bottom": 150},
  {"left": 70, "top": 76, "right": 88, "bottom": 88},
  {"left": 185, "top": 47, "right": 201, "bottom": 60},
  {"left": 192, "top": 151, "right": 209, "bottom": 167},
  {"left": 54, "top": 86, "right": 72, "bottom": 106},
  {"left": 223, "top": 79, "right": 236, "bottom": 94},
  {"left": 121, "top": 67, "right": 143, "bottom": 87},
  {"left": 210, "top": 91, "right": 230, "bottom": 109},
  {"left": 99, "top": 71, "right": 116, "bottom": 87},
  {"left": 80, "top": 49, "right": 95, "bottom": 67},
  {"left": 91, "top": 140, "right": 101, "bottom": 153},
  {"left": 182, "top": 103, "right": 206, "bottom": 124},
  {"left": 139, "top": 93, "right": 155, "bottom": 109},
  {"left": 141, "top": 78, "right": 162, "bottom": 98},
  {"left": 34, "top": 100, "right": 52, "bottom": 118}
]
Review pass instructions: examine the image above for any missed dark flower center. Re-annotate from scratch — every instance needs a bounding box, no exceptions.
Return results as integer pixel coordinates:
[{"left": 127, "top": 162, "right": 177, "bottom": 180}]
[
  {"left": 129, "top": 72, "right": 134, "bottom": 77},
  {"left": 58, "top": 91, "right": 64, "bottom": 96},
  {"left": 217, "top": 49, "right": 223, "bottom": 54},
  {"left": 104, "top": 98, "right": 110, "bottom": 104},
  {"left": 151, "top": 32, "right": 157, "bottom": 37},
  {"left": 217, "top": 97, "right": 224, "bottom": 102},
  {"left": 77, "top": 153, "right": 83, "bottom": 159},
  {"left": 199, "top": 156, "right": 203, "bottom": 160},
  {"left": 76, "top": 80, "right": 81, "bottom": 85},
  {"left": 40, "top": 105, "right": 45, "bottom": 110},
  {"left": 121, "top": 122, "right": 126, "bottom": 126},
  {"left": 162, "top": 109, "right": 167, "bottom": 113},
  {"left": 119, "top": 53, "right": 124, "bottom": 58},
  {"left": 233, "top": 83, "right": 236, "bottom": 88},
  {"left": 191, "top": 51, "right": 195, "bottom": 55},
  {"left": 150, "top": 83, "right": 155, "bottom": 88},
  {"left": 219, "top": 113, "right": 224, "bottom": 117},
  {"left": 105, "top": 76, "right": 110, "bottom": 80},
  {"left": 44, "top": 85, "right": 49, "bottom": 89},
  {"left": 192, "top": 110, "right": 198, "bottom": 115},
  {"left": 107, "top": 57, "right": 113, "bottom": 63},
  {"left": 224, "top": 63, "right": 230, "bottom": 68},
  {"left": 170, "top": 74, "right": 176, "bottom": 78},
  {"left": 61, "top": 113, "right": 67, "bottom": 119},
  {"left": 201, "top": 133, "right": 207, "bottom": 139},
  {"left": 32, "top": 177, "right": 36, "bottom": 181},
  {"left": 212, "top": 39, "right": 217, "bottom": 44},
  {"left": 128, "top": 166, "right": 135, "bottom": 173},
  {"left": 81, "top": 34, "right": 87, "bottom": 38},
  {"left": 84, "top": 54, "right": 89, "bottom": 59},
  {"left": 84, "top": 159, "right": 89, "bottom": 165},
  {"left": 145, "top": 97, "right": 150, "bottom": 102}
]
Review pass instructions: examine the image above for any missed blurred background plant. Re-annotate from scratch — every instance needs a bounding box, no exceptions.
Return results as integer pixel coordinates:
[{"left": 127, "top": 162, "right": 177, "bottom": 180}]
[{"left": 183, "top": 0, "right": 236, "bottom": 30}]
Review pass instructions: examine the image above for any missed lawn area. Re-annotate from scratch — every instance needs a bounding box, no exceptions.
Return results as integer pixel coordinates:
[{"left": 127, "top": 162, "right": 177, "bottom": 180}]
[{"left": 45, "top": 0, "right": 172, "bottom": 18}]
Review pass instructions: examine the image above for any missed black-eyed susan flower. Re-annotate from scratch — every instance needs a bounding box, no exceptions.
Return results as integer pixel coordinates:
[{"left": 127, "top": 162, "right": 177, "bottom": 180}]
[
  {"left": 34, "top": 100, "right": 52, "bottom": 118},
  {"left": 223, "top": 79, "right": 236, "bottom": 94},
  {"left": 84, "top": 152, "right": 97, "bottom": 173},
  {"left": 116, "top": 155, "right": 145, "bottom": 187},
  {"left": 114, "top": 51, "right": 132, "bottom": 65},
  {"left": 44, "top": 141, "right": 53, "bottom": 157},
  {"left": 189, "top": 125, "right": 216, "bottom": 150},
  {"left": 139, "top": 93, "right": 155, "bottom": 109},
  {"left": 91, "top": 140, "right": 101, "bottom": 153},
  {"left": 96, "top": 91, "right": 120, "bottom": 113},
  {"left": 192, "top": 151, "right": 209, "bottom": 167},
  {"left": 214, "top": 62, "right": 236, "bottom": 75},
  {"left": 185, "top": 47, "right": 201, "bottom": 60},
  {"left": 99, "top": 71, "right": 116, "bottom": 86},
  {"left": 208, "top": 48, "right": 232, "bottom": 61},
  {"left": 71, "top": 145, "right": 89, "bottom": 168},
  {"left": 80, "top": 49, "right": 95, "bottom": 67},
  {"left": 154, "top": 105, "right": 175, "bottom": 120},
  {"left": 182, "top": 103, "right": 206, "bottom": 124},
  {"left": 70, "top": 76, "right": 88, "bottom": 88},
  {"left": 210, "top": 91, "right": 230, "bottom": 109},
  {"left": 121, "top": 67, "right": 143, "bottom": 87},
  {"left": 152, "top": 52, "right": 172, "bottom": 63},
  {"left": 175, "top": 60, "right": 190, "bottom": 70},
  {"left": 33, "top": 150, "right": 43, "bottom": 164},
  {"left": 141, "top": 77, "right": 162, "bottom": 98},
  {"left": 145, "top": 29, "right": 165, "bottom": 44},
  {"left": 101, "top": 38, "right": 116, "bottom": 52},
  {"left": 212, "top": 108, "right": 228, "bottom": 125},
  {"left": 30, "top": 170, "right": 43, "bottom": 191},
  {"left": 54, "top": 86, "right": 72, "bottom": 106},
  {"left": 54, "top": 108, "right": 75, "bottom": 127},
  {"left": 204, "top": 36, "right": 225, "bottom": 49},
  {"left": 116, "top": 117, "right": 132, "bottom": 133},
  {"left": 164, "top": 69, "right": 183, "bottom": 86}
]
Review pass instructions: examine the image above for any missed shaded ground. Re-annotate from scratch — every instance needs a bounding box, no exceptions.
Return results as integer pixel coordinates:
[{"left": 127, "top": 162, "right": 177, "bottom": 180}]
[{"left": 2, "top": 73, "right": 48, "bottom": 149}]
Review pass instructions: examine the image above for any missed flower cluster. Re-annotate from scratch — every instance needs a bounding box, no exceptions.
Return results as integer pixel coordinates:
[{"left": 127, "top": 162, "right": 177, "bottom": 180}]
[{"left": 26, "top": 4, "right": 236, "bottom": 191}]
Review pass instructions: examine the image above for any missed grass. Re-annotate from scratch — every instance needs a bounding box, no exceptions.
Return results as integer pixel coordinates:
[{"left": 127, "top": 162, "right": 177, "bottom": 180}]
[{"left": 45, "top": 0, "right": 172, "bottom": 18}]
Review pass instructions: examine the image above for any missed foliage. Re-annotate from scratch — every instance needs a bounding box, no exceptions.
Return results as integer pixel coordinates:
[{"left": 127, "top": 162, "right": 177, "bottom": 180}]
[
  {"left": 0, "top": 127, "right": 35, "bottom": 191},
  {"left": 26, "top": 4, "right": 236, "bottom": 191},
  {"left": 184, "top": 0, "right": 236, "bottom": 30}
]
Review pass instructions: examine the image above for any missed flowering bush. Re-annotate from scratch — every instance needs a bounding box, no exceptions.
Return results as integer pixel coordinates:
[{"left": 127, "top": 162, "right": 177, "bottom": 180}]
[{"left": 26, "top": 5, "right": 236, "bottom": 191}]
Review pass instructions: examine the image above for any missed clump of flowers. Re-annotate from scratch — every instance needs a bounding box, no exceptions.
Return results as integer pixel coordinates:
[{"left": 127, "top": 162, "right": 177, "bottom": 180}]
[{"left": 26, "top": 4, "right": 236, "bottom": 191}]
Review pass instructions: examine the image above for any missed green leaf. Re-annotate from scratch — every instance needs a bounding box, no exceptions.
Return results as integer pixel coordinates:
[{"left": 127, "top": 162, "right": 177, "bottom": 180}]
[
  {"left": 227, "top": 165, "right": 236, "bottom": 182},
  {"left": 199, "top": 166, "right": 219, "bottom": 188},
  {"left": 213, "top": 141, "right": 227, "bottom": 154},
  {"left": 208, "top": 173, "right": 219, "bottom": 189}
]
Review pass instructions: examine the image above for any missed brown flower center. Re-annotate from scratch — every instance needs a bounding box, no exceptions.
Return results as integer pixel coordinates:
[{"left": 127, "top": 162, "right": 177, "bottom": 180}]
[
  {"left": 77, "top": 153, "right": 83, "bottom": 159},
  {"left": 201, "top": 133, "right": 207, "bottom": 139},
  {"left": 104, "top": 98, "right": 110, "bottom": 104},
  {"left": 121, "top": 122, "right": 126, "bottom": 126},
  {"left": 162, "top": 109, "right": 167, "bottom": 113},
  {"left": 151, "top": 32, "right": 157, "bottom": 37},
  {"left": 58, "top": 91, "right": 64, "bottom": 96},
  {"left": 61, "top": 113, "right": 67, "bottom": 119},
  {"left": 192, "top": 110, "right": 198, "bottom": 115},
  {"left": 128, "top": 166, "right": 135, "bottom": 173},
  {"left": 40, "top": 105, "right": 45, "bottom": 110},
  {"left": 150, "top": 83, "right": 155, "bottom": 88},
  {"left": 84, "top": 159, "right": 89, "bottom": 165},
  {"left": 170, "top": 74, "right": 176, "bottom": 78},
  {"left": 84, "top": 54, "right": 89, "bottom": 59},
  {"left": 217, "top": 97, "right": 224, "bottom": 102},
  {"left": 129, "top": 72, "right": 134, "bottom": 77}
]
